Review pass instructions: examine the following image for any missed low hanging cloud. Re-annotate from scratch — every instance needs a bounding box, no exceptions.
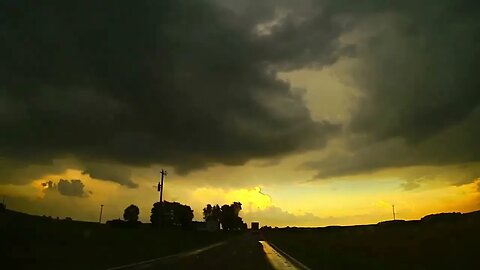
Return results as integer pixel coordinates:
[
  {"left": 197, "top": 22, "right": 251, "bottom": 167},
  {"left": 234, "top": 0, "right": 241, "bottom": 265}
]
[
  {"left": 81, "top": 163, "right": 137, "bottom": 188},
  {"left": 301, "top": 0, "right": 480, "bottom": 181},
  {"left": 242, "top": 205, "right": 374, "bottom": 227},
  {"left": 1, "top": 0, "right": 479, "bottom": 187},
  {"left": 347, "top": 6, "right": 480, "bottom": 142},
  {"left": 242, "top": 206, "right": 323, "bottom": 227},
  {"left": 0, "top": 0, "right": 342, "bottom": 186},
  {"left": 42, "top": 179, "right": 88, "bottom": 198}
]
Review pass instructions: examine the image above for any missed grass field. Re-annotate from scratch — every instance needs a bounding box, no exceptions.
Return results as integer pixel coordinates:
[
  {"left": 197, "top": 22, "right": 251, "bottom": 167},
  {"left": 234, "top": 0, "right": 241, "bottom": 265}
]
[
  {"left": 264, "top": 211, "right": 480, "bottom": 270},
  {"left": 1, "top": 209, "right": 231, "bottom": 270}
]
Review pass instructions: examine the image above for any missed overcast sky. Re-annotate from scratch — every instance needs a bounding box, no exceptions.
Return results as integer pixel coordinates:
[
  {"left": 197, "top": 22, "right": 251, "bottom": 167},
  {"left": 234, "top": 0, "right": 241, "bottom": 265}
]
[{"left": 1, "top": 0, "right": 479, "bottom": 226}]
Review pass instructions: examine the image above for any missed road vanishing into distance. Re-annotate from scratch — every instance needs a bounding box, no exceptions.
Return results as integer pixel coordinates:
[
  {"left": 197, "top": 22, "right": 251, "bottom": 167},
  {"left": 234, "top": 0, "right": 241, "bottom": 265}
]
[{"left": 107, "top": 234, "right": 309, "bottom": 270}]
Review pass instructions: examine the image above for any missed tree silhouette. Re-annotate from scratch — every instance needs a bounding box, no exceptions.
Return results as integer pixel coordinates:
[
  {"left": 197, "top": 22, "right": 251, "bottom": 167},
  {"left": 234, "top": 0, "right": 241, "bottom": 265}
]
[
  {"left": 150, "top": 202, "right": 162, "bottom": 227},
  {"left": 212, "top": 204, "right": 221, "bottom": 221},
  {"left": 204, "top": 202, "right": 243, "bottom": 230},
  {"left": 232, "top": 202, "right": 242, "bottom": 216},
  {"left": 123, "top": 204, "right": 140, "bottom": 223},
  {"left": 151, "top": 201, "right": 193, "bottom": 228},
  {"left": 203, "top": 204, "right": 213, "bottom": 221},
  {"left": 203, "top": 204, "right": 221, "bottom": 222},
  {"left": 220, "top": 204, "right": 234, "bottom": 230},
  {"left": 162, "top": 201, "right": 193, "bottom": 227}
]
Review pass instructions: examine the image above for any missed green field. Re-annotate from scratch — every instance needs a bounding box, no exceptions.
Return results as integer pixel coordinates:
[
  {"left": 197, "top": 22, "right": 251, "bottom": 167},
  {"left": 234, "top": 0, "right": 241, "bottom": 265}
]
[
  {"left": 1, "top": 210, "right": 230, "bottom": 270},
  {"left": 264, "top": 211, "right": 480, "bottom": 269}
]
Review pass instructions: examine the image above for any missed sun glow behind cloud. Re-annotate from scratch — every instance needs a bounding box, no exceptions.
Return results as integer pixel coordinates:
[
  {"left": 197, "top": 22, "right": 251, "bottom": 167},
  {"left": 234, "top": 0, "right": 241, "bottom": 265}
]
[
  {"left": 191, "top": 186, "right": 273, "bottom": 213},
  {"left": 1, "top": 165, "right": 479, "bottom": 226}
]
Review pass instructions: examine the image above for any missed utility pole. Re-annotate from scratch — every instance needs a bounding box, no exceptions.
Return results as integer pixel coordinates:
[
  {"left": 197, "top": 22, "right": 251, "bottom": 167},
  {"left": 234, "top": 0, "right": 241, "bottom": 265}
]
[
  {"left": 158, "top": 169, "right": 168, "bottom": 203},
  {"left": 99, "top": 204, "right": 104, "bottom": 223},
  {"left": 392, "top": 204, "right": 396, "bottom": 221}
]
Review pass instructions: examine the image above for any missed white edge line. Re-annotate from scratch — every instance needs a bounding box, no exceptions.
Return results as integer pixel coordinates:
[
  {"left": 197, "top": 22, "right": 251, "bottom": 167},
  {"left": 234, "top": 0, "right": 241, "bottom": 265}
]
[
  {"left": 267, "top": 241, "right": 312, "bottom": 270},
  {"left": 106, "top": 241, "right": 226, "bottom": 270}
]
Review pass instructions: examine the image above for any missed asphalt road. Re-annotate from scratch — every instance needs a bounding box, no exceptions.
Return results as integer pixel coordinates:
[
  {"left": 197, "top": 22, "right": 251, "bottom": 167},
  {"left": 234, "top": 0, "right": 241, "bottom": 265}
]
[{"left": 107, "top": 233, "right": 304, "bottom": 270}]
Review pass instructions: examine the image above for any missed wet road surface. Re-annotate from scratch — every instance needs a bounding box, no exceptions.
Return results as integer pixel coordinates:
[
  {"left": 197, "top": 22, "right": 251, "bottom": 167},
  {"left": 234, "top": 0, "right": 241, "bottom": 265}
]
[
  {"left": 108, "top": 234, "right": 273, "bottom": 270},
  {"left": 260, "top": 241, "right": 309, "bottom": 270}
]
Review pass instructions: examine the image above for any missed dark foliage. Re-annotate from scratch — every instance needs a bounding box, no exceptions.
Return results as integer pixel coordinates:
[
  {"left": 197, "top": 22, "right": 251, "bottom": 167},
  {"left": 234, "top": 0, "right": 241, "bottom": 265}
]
[
  {"left": 204, "top": 202, "right": 244, "bottom": 231},
  {"left": 421, "top": 212, "right": 463, "bottom": 223},
  {"left": 151, "top": 201, "right": 193, "bottom": 228},
  {"left": 1, "top": 209, "right": 229, "bottom": 270},
  {"left": 150, "top": 202, "right": 162, "bottom": 226},
  {"left": 123, "top": 204, "right": 140, "bottom": 223},
  {"left": 203, "top": 204, "right": 221, "bottom": 222},
  {"left": 220, "top": 202, "right": 244, "bottom": 231}
]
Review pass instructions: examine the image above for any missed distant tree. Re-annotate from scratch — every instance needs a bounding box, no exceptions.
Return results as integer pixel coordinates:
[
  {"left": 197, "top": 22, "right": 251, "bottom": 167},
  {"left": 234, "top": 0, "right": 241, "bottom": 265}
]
[
  {"left": 212, "top": 204, "right": 221, "bottom": 221},
  {"left": 151, "top": 201, "right": 194, "bottom": 228},
  {"left": 150, "top": 202, "right": 162, "bottom": 227},
  {"left": 202, "top": 204, "right": 222, "bottom": 222},
  {"left": 421, "top": 212, "right": 462, "bottom": 223},
  {"left": 123, "top": 204, "right": 140, "bottom": 223},
  {"left": 203, "top": 204, "right": 213, "bottom": 221},
  {"left": 203, "top": 202, "right": 244, "bottom": 230},
  {"left": 232, "top": 202, "right": 242, "bottom": 216},
  {"left": 177, "top": 203, "right": 194, "bottom": 228},
  {"left": 163, "top": 201, "right": 194, "bottom": 228},
  {"left": 219, "top": 202, "right": 244, "bottom": 230},
  {"left": 220, "top": 204, "right": 233, "bottom": 230}
]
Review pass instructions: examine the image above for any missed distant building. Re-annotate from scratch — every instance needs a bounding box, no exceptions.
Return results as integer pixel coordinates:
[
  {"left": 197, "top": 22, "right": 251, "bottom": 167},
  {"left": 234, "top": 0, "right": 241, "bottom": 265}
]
[
  {"left": 206, "top": 220, "right": 220, "bottom": 232},
  {"left": 193, "top": 221, "right": 207, "bottom": 231},
  {"left": 194, "top": 220, "right": 220, "bottom": 232}
]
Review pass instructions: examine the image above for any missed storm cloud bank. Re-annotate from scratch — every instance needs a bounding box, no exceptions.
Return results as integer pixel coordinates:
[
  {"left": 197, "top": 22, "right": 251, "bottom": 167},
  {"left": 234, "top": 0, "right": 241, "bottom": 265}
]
[
  {"left": 306, "top": 0, "right": 480, "bottom": 178},
  {"left": 0, "top": 0, "right": 341, "bottom": 185},
  {"left": 1, "top": 0, "right": 479, "bottom": 185}
]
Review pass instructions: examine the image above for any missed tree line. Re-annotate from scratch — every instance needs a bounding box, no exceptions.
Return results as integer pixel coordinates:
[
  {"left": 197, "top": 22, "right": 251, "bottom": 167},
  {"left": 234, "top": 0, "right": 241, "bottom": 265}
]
[
  {"left": 203, "top": 202, "right": 246, "bottom": 230},
  {"left": 108, "top": 201, "right": 246, "bottom": 231}
]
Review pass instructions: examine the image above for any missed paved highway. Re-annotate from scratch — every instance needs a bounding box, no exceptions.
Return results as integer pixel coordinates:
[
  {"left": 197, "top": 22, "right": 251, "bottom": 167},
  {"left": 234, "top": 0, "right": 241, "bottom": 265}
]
[{"left": 107, "top": 234, "right": 308, "bottom": 270}]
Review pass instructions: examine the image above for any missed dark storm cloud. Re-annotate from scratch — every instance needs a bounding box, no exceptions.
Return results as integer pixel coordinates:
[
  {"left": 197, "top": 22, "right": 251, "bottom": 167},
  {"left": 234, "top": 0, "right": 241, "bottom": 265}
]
[
  {"left": 0, "top": 0, "right": 342, "bottom": 185},
  {"left": 303, "top": 0, "right": 480, "bottom": 179},
  {"left": 81, "top": 163, "right": 137, "bottom": 188},
  {"left": 217, "top": 0, "right": 355, "bottom": 70},
  {"left": 2, "top": 0, "right": 478, "bottom": 185},
  {"left": 346, "top": 1, "right": 480, "bottom": 142},
  {"left": 0, "top": 157, "right": 73, "bottom": 185},
  {"left": 308, "top": 100, "right": 480, "bottom": 180}
]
